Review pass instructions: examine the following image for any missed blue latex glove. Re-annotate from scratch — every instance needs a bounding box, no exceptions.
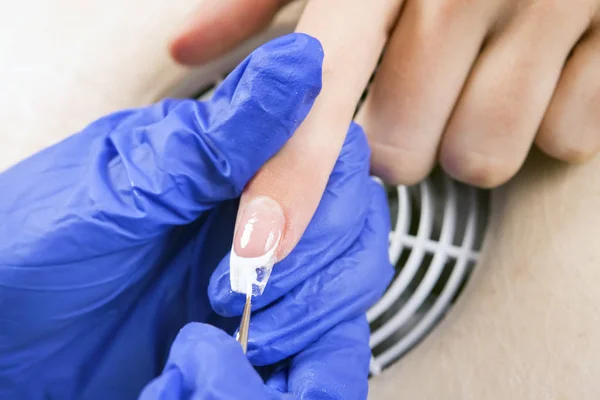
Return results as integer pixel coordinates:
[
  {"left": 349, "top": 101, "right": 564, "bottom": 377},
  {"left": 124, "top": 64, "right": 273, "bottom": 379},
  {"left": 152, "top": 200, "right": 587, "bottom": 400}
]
[
  {"left": 140, "top": 121, "right": 393, "bottom": 398},
  {"left": 138, "top": 316, "right": 372, "bottom": 400},
  {"left": 0, "top": 33, "right": 393, "bottom": 400}
]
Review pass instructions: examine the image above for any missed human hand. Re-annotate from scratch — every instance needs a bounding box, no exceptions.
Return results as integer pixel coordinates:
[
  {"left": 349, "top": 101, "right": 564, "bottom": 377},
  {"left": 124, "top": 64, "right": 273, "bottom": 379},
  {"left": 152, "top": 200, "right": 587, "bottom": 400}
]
[
  {"left": 0, "top": 33, "right": 392, "bottom": 400},
  {"left": 171, "top": 0, "right": 600, "bottom": 188},
  {"left": 168, "top": 1, "right": 600, "bottom": 271},
  {"left": 356, "top": 0, "right": 600, "bottom": 187}
]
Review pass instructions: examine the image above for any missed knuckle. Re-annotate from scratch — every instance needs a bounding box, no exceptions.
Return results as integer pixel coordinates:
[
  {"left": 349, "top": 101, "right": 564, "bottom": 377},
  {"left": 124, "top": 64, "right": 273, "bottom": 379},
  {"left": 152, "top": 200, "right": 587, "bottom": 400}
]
[
  {"left": 558, "top": 147, "right": 595, "bottom": 163},
  {"left": 437, "top": 0, "right": 477, "bottom": 15},
  {"left": 524, "top": 0, "right": 574, "bottom": 15},
  {"left": 378, "top": 165, "right": 429, "bottom": 186},
  {"left": 522, "top": 0, "right": 594, "bottom": 24},
  {"left": 177, "top": 322, "right": 204, "bottom": 343},
  {"left": 440, "top": 149, "right": 516, "bottom": 188},
  {"left": 370, "top": 142, "right": 435, "bottom": 186},
  {"left": 538, "top": 136, "right": 596, "bottom": 163},
  {"left": 417, "top": 0, "right": 481, "bottom": 28},
  {"left": 425, "top": 0, "right": 468, "bottom": 17}
]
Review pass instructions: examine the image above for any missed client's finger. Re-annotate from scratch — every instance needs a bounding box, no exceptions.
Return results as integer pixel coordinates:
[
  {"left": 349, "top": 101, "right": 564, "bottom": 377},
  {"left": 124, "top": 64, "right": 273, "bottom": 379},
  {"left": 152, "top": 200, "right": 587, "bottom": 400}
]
[
  {"left": 169, "top": 0, "right": 290, "bottom": 65},
  {"left": 210, "top": 123, "right": 374, "bottom": 315},
  {"left": 537, "top": 28, "right": 600, "bottom": 162},
  {"left": 440, "top": 4, "right": 590, "bottom": 187},
  {"left": 230, "top": 0, "right": 401, "bottom": 274},
  {"left": 246, "top": 180, "right": 392, "bottom": 366},
  {"left": 357, "top": 0, "right": 497, "bottom": 184}
]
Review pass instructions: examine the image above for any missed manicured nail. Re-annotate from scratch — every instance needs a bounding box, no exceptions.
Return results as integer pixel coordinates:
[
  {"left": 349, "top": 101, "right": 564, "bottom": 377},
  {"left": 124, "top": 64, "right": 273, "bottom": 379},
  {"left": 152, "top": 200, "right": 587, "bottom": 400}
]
[{"left": 230, "top": 196, "right": 285, "bottom": 296}]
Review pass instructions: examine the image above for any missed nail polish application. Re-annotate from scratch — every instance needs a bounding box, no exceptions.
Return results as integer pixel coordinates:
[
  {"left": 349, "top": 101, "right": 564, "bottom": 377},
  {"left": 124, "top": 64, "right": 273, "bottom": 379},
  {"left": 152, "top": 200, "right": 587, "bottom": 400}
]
[{"left": 230, "top": 196, "right": 285, "bottom": 296}]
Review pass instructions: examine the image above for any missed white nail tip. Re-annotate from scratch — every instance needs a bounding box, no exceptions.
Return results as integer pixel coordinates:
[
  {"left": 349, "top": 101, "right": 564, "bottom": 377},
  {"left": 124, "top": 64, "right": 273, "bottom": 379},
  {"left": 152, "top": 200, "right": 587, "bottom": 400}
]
[{"left": 229, "top": 236, "right": 280, "bottom": 296}]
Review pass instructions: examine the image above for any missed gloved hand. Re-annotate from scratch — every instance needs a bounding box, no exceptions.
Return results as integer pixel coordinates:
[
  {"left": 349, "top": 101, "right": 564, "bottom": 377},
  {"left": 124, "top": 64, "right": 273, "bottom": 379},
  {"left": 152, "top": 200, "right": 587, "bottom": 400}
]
[
  {"left": 0, "top": 33, "right": 393, "bottom": 400},
  {"left": 139, "top": 316, "right": 372, "bottom": 399},
  {"left": 139, "top": 120, "right": 393, "bottom": 399}
]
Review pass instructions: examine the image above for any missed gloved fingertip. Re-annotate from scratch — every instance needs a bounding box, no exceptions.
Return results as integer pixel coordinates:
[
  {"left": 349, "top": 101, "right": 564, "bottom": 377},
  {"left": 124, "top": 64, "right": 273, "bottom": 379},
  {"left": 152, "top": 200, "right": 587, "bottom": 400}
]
[
  {"left": 265, "top": 367, "right": 288, "bottom": 393},
  {"left": 209, "top": 291, "right": 246, "bottom": 318},
  {"left": 247, "top": 342, "right": 289, "bottom": 367},
  {"left": 138, "top": 368, "right": 184, "bottom": 400},
  {"left": 257, "top": 33, "right": 324, "bottom": 72},
  {"left": 367, "top": 177, "right": 390, "bottom": 216},
  {"left": 260, "top": 32, "right": 323, "bottom": 53},
  {"left": 176, "top": 32, "right": 325, "bottom": 200},
  {"left": 254, "top": 33, "right": 324, "bottom": 91},
  {"left": 334, "top": 122, "right": 371, "bottom": 173},
  {"left": 208, "top": 260, "right": 246, "bottom": 317},
  {"left": 165, "top": 323, "right": 247, "bottom": 376},
  {"left": 288, "top": 316, "right": 371, "bottom": 400},
  {"left": 366, "top": 180, "right": 395, "bottom": 289},
  {"left": 208, "top": 252, "right": 278, "bottom": 318},
  {"left": 215, "top": 32, "right": 324, "bottom": 119},
  {"left": 145, "top": 323, "right": 271, "bottom": 399},
  {"left": 167, "top": 323, "right": 253, "bottom": 380},
  {"left": 174, "top": 322, "right": 234, "bottom": 348}
]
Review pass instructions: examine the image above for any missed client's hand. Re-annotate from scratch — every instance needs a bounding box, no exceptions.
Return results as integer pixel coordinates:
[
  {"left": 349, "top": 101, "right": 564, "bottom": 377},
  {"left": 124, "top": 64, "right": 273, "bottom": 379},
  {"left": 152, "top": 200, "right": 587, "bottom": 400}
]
[
  {"left": 172, "top": 0, "right": 600, "bottom": 186},
  {"left": 168, "top": 0, "right": 600, "bottom": 271}
]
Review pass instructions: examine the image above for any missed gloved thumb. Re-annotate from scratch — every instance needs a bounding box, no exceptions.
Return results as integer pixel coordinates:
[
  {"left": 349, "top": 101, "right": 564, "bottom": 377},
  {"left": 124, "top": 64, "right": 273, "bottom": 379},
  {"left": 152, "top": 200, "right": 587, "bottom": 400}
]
[
  {"left": 102, "top": 33, "right": 323, "bottom": 224},
  {"left": 138, "top": 323, "right": 279, "bottom": 400}
]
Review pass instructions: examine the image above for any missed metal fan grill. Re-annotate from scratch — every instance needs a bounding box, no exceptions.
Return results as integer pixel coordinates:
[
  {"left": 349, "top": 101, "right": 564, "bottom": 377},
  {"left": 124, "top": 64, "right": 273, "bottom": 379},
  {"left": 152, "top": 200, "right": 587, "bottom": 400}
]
[{"left": 167, "top": 22, "right": 490, "bottom": 378}]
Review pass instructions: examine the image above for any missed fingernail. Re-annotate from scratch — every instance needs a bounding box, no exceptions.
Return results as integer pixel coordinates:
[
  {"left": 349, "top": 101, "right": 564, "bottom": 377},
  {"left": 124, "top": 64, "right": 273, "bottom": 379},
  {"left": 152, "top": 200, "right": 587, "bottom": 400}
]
[{"left": 230, "top": 196, "right": 285, "bottom": 296}]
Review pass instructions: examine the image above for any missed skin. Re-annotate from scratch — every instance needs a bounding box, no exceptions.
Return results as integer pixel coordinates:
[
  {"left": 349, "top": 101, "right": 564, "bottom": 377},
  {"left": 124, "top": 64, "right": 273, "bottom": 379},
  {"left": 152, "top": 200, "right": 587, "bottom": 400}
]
[{"left": 170, "top": 0, "right": 600, "bottom": 261}]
